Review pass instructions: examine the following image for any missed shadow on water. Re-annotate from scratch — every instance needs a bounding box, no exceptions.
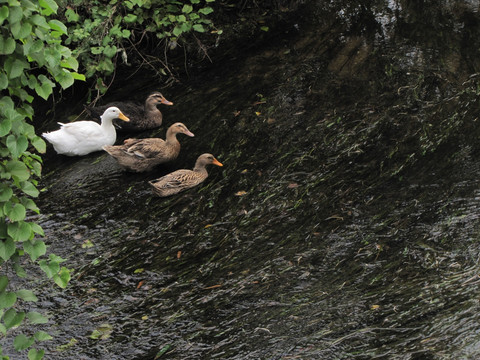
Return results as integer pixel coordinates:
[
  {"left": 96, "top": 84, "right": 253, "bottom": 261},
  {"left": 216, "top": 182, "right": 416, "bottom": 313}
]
[{"left": 8, "top": 0, "right": 480, "bottom": 359}]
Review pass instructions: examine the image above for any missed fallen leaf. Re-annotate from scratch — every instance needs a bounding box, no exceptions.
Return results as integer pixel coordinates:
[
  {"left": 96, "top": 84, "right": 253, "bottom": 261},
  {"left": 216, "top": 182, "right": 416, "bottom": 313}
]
[
  {"left": 204, "top": 284, "right": 222, "bottom": 290},
  {"left": 371, "top": 304, "right": 380, "bottom": 310},
  {"left": 241, "top": 169, "right": 248, "bottom": 174},
  {"left": 267, "top": 118, "right": 276, "bottom": 124},
  {"left": 137, "top": 280, "right": 144, "bottom": 289},
  {"left": 142, "top": 315, "right": 148, "bottom": 320},
  {"left": 134, "top": 268, "right": 144, "bottom": 274},
  {"left": 235, "top": 191, "right": 247, "bottom": 196},
  {"left": 287, "top": 183, "right": 298, "bottom": 188},
  {"left": 204, "top": 224, "right": 212, "bottom": 229},
  {"left": 177, "top": 251, "right": 182, "bottom": 259},
  {"left": 255, "top": 111, "right": 261, "bottom": 116}
]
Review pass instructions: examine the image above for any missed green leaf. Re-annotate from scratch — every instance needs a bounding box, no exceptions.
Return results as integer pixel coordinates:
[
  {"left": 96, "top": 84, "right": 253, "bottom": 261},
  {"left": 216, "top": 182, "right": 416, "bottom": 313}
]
[
  {"left": 6, "top": 134, "right": 28, "bottom": 158},
  {"left": 182, "top": 4, "right": 193, "bottom": 13},
  {"left": 39, "top": 0, "right": 58, "bottom": 15},
  {"left": 14, "top": 334, "right": 35, "bottom": 351},
  {"left": 39, "top": 259, "right": 58, "bottom": 278},
  {"left": 8, "top": 59, "right": 28, "bottom": 79},
  {"left": 11, "top": 21, "right": 32, "bottom": 39},
  {"left": 0, "top": 72, "right": 7, "bottom": 90},
  {"left": 34, "top": 331, "right": 52, "bottom": 341},
  {"left": 53, "top": 267, "right": 71, "bottom": 288},
  {"left": 0, "top": 118, "right": 12, "bottom": 136},
  {"left": 0, "top": 6, "right": 8, "bottom": 25},
  {"left": 64, "top": 8, "right": 79, "bottom": 22},
  {"left": 4, "top": 202, "right": 26, "bottom": 222},
  {"left": 16, "top": 289, "right": 38, "bottom": 302},
  {"left": 103, "top": 45, "right": 117, "bottom": 58},
  {"left": 199, "top": 7, "right": 214, "bottom": 15},
  {"left": 3, "top": 308, "right": 25, "bottom": 329},
  {"left": 0, "top": 37, "right": 16, "bottom": 55},
  {"left": 31, "top": 136, "right": 46, "bottom": 153},
  {"left": 0, "top": 185, "right": 13, "bottom": 202},
  {"left": 0, "top": 291, "right": 17, "bottom": 309},
  {"left": 60, "top": 56, "right": 79, "bottom": 71},
  {"left": 8, "top": 6, "right": 23, "bottom": 23},
  {"left": 6, "top": 160, "right": 30, "bottom": 181},
  {"left": 123, "top": 14, "right": 137, "bottom": 23},
  {"left": 23, "top": 240, "right": 46, "bottom": 261},
  {"left": 56, "top": 69, "right": 74, "bottom": 89},
  {"left": 173, "top": 25, "right": 183, "bottom": 37},
  {"left": 28, "top": 348, "right": 45, "bottom": 360},
  {"left": 48, "top": 19, "right": 67, "bottom": 35},
  {"left": 27, "top": 311, "right": 48, "bottom": 324},
  {"left": 0, "top": 275, "right": 8, "bottom": 292},
  {"left": 193, "top": 24, "right": 205, "bottom": 33},
  {"left": 8, "top": 221, "right": 32, "bottom": 241},
  {"left": 30, "top": 222, "right": 44, "bottom": 236},
  {"left": 30, "top": 14, "right": 49, "bottom": 29},
  {"left": 72, "top": 72, "right": 86, "bottom": 81},
  {"left": 13, "top": 262, "right": 27, "bottom": 278},
  {"left": 20, "top": 181, "right": 40, "bottom": 197},
  {"left": 0, "top": 238, "right": 16, "bottom": 261}
]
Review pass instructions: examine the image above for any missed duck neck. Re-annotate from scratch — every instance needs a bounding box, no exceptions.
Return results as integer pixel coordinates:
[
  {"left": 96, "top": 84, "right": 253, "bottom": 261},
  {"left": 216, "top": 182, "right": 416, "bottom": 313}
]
[
  {"left": 165, "top": 129, "right": 180, "bottom": 147},
  {"left": 193, "top": 161, "right": 208, "bottom": 175}
]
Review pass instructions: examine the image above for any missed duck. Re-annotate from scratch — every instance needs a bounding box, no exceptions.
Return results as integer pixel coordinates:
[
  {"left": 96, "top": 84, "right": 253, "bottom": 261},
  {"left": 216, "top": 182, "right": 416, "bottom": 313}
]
[
  {"left": 149, "top": 153, "right": 223, "bottom": 197},
  {"left": 103, "top": 122, "right": 195, "bottom": 172},
  {"left": 42, "top": 107, "right": 129, "bottom": 156},
  {"left": 84, "top": 92, "right": 173, "bottom": 131}
]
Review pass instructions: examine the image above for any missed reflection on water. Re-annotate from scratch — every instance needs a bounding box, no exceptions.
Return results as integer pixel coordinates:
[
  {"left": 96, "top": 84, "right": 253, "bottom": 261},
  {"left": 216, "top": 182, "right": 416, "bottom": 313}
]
[{"left": 8, "top": 0, "right": 480, "bottom": 359}]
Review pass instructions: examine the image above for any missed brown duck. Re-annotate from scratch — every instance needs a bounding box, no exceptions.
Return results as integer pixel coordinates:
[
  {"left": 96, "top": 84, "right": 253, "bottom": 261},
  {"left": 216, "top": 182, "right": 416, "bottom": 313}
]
[
  {"left": 103, "top": 123, "right": 194, "bottom": 172},
  {"left": 84, "top": 92, "right": 173, "bottom": 131},
  {"left": 149, "top": 153, "right": 223, "bottom": 197}
]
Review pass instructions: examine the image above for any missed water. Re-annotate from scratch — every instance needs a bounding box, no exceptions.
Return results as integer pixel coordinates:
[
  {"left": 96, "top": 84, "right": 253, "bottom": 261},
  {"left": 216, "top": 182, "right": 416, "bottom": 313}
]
[{"left": 6, "top": 0, "right": 480, "bottom": 358}]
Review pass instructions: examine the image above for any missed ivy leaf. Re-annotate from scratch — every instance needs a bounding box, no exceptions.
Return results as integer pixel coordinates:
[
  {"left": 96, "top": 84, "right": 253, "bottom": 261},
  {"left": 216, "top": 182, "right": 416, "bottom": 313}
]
[
  {"left": 8, "top": 6, "right": 23, "bottom": 23},
  {"left": 0, "top": 275, "right": 8, "bottom": 292},
  {"left": 20, "top": 181, "right": 40, "bottom": 197},
  {"left": 0, "top": 238, "right": 16, "bottom": 261},
  {"left": 31, "top": 136, "right": 46, "bottom": 153},
  {"left": 34, "top": 331, "right": 52, "bottom": 341},
  {"left": 182, "top": 4, "right": 193, "bottom": 13},
  {"left": 4, "top": 202, "right": 26, "bottom": 222},
  {"left": 0, "top": 72, "right": 7, "bottom": 89},
  {"left": 0, "top": 117, "right": 12, "bottom": 136},
  {"left": 9, "top": 59, "right": 28, "bottom": 79},
  {"left": 14, "top": 334, "right": 35, "bottom": 351},
  {"left": 11, "top": 21, "right": 32, "bottom": 39},
  {"left": 0, "top": 184, "right": 13, "bottom": 202},
  {"left": 30, "top": 14, "right": 49, "bottom": 29},
  {"left": 6, "top": 160, "right": 30, "bottom": 181},
  {"left": 6, "top": 134, "right": 28, "bottom": 158},
  {"left": 199, "top": 7, "right": 214, "bottom": 15},
  {"left": 0, "top": 6, "right": 8, "bottom": 25},
  {"left": 7, "top": 221, "right": 32, "bottom": 242},
  {"left": 4, "top": 309, "right": 25, "bottom": 329},
  {"left": 48, "top": 19, "right": 67, "bottom": 35},
  {"left": 0, "top": 290, "right": 17, "bottom": 309},
  {"left": 0, "top": 37, "right": 16, "bottom": 55},
  {"left": 103, "top": 45, "right": 117, "bottom": 58},
  {"left": 16, "top": 289, "right": 38, "bottom": 302},
  {"left": 193, "top": 24, "right": 205, "bottom": 33},
  {"left": 23, "top": 240, "right": 46, "bottom": 262},
  {"left": 27, "top": 311, "right": 48, "bottom": 324},
  {"left": 53, "top": 267, "right": 71, "bottom": 288},
  {"left": 56, "top": 69, "right": 74, "bottom": 89},
  {"left": 28, "top": 348, "right": 45, "bottom": 360},
  {"left": 39, "top": 0, "right": 58, "bottom": 16}
]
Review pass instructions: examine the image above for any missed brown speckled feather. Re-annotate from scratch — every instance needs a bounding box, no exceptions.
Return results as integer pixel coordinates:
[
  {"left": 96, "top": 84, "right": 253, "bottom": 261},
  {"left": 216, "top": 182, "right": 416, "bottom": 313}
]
[
  {"left": 84, "top": 92, "right": 173, "bottom": 131},
  {"left": 149, "top": 154, "right": 223, "bottom": 197},
  {"left": 103, "top": 122, "right": 194, "bottom": 172}
]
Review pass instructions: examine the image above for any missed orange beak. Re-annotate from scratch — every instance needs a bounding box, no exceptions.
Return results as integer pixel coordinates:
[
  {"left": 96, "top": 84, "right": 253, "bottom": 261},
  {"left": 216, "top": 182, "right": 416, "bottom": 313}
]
[
  {"left": 212, "top": 158, "right": 223, "bottom": 167},
  {"left": 161, "top": 96, "right": 173, "bottom": 106}
]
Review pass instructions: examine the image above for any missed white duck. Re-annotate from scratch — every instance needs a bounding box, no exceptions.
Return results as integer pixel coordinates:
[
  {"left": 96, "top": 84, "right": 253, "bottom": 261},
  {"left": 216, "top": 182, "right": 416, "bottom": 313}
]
[{"left": 42, "top": 107, "right": 129, "bottom": 156}]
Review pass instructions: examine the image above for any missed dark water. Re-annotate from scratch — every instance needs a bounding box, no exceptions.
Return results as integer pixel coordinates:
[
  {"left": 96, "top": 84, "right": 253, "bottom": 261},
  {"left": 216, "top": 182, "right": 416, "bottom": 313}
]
[{"left": 8, "top": 1, "right": 480, "bottom": 359}]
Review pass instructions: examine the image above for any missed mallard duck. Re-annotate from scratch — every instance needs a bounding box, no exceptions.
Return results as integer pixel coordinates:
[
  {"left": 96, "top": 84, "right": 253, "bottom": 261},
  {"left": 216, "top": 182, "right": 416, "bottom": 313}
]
[
  {"left": 149, "top": 153, "right": 223, "bottom": 197},
  {"left": 84, "top": 92, "right": 173, "bottom": 131},
  {"left": 42, "top": 107, "right": 129, "bottom": 156},
  {"left": 103, "top": 122, "right": 194, "bottom": 172}
]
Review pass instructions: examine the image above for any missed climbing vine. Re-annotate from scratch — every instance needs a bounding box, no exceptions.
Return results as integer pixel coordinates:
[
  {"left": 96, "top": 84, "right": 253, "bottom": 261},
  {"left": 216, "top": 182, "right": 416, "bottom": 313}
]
[
  {"left": 59, "top": 0, "right": 217, "bottom": 95},
  {"left": 0, "top": 0, "right": 82, "bottom": 358}
]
